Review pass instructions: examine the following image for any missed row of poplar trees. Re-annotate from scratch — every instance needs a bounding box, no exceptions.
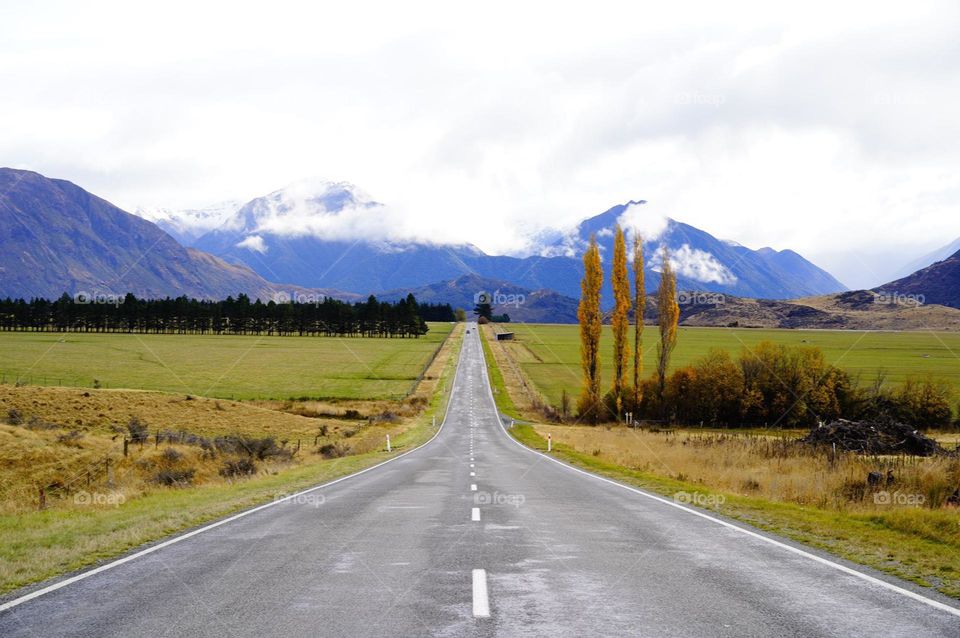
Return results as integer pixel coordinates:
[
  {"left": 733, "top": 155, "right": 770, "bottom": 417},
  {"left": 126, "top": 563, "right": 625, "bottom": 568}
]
[{"left": 577, "top": 225, "right": 680, "bottom": 423}]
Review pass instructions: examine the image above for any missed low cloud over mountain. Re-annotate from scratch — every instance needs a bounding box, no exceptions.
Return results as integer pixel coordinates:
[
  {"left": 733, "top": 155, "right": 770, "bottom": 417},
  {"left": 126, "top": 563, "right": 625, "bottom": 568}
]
[{"left": 148, "top": 183, "right": 846, "bottom": 304}]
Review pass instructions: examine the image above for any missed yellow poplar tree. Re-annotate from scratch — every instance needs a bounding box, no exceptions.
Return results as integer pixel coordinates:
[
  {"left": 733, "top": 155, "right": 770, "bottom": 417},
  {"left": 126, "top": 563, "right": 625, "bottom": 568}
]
[
  {"left": 632, "top": 231, "right": 645, "bottom": 410},
  {"left": 610, "top": 224, "right": 631, "bottom": 416},
  {"left": 656, "top": 245, "right": 680, "bottom": 405},
  {"left": 577, "top": 235, "right": 603, "bottom": 423}
]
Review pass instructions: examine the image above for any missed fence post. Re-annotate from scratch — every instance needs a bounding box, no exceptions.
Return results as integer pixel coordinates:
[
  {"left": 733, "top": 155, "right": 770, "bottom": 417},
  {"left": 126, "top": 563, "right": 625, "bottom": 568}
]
[{"left": 123, "top": 438, "right": 128, "bottom": 457}]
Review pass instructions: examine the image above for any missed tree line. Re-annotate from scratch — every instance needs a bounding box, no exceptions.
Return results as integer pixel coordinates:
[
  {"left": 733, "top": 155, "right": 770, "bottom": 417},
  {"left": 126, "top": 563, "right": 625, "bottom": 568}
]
[
  {"left": 641, "top": 342, "right": 955, "bottom": 429},
  {"left": 0, "top": 293, "right": 456, "bottom": 337},
  {"left": 574, "top": 226, "right": 954, "bottom": 429},
  {"left": 577, "top": 225, "right": 680, "bottom": 422}
]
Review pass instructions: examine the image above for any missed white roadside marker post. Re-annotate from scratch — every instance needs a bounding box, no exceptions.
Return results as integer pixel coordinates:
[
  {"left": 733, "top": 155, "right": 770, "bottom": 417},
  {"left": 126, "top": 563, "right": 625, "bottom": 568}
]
[
  {"left": 386, "top": 435, "right": 391, "bottom": 452},
  {"left": 547, "top": 433, "right": 552, "bottom": 452}
]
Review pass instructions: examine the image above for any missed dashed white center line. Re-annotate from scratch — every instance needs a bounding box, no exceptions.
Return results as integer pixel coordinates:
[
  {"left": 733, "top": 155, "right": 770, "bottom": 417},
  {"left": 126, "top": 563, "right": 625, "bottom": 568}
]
[
  {"left": 470, "top": 471, "right": 475, "bottom": 477},
  {"left": 472, "top": 507, "right": 481, "bottom": 521},
  {"left": 472, "top": 569, "right": 490, "bottom": 618},
  {"left": 471, "top": 484, "right": 477, "bottom": 491}
]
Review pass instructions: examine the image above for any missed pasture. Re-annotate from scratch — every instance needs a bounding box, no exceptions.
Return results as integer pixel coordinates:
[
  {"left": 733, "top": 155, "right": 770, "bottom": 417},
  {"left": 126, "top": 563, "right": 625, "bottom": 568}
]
[
  {"left": 0, "top": 323, "right": 453, "bottom": 401},
  {"left": 499, "top": 324, "right": 960, "bottom": 407}
]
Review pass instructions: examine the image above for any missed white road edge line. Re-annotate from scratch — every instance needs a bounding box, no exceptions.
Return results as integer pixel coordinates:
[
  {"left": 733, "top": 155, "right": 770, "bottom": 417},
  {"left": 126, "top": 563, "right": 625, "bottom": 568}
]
[
  {"left": 0, "top": 326, "right": 472, "bottom": 615},
  {"left": 472, "top": 507, "right": 481, "bottom": 521},
  {"left": 472, "top": 569, "right": 490, "bottom": 617},
  {"left": 473, "top": 329, "right": 960, "bottom": 618}
]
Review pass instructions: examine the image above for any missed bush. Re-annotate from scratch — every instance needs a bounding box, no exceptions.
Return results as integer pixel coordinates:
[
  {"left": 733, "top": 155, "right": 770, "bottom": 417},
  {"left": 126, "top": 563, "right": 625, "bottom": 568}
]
[
  {"left": 596, "top": 341, "right": 954, "bottom": 430},
  {"left": 219, "top": 458, "right": 257, "bottom": 477},
  {"left": 161, "top": 447, "right": 183, "bottom": 463},
  {"left": 632, "top": 341, "right": 858, "bottom": 428},
  {"left": 214, "top": 436, "right": 291, "bottom": 460},
  {"left": 6, "top": 408, "right": 23, "bottom": 425},
  {"left": 154, "top": 468, "right": 195, "bottom": 486},
  {"left": 894, "top": 376, "right": 953, "bottom": 429},
  {"left": 689, "top": 349, "right": 743, "bottom": 425},
  {"left": 318, "top": 443, "right": 349, "bottom": 459},
  {"left": 126, "top": 416, "right": 149, "bottom": 443}
]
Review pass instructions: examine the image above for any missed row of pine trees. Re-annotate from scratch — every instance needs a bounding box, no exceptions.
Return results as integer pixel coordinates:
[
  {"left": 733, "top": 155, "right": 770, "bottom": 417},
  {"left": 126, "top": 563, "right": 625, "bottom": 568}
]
[
  {"left": 577, "top": 226, "right": 679, "bottom": 422},
  {"left": 0, "top": 293, "right": 455, "bottom": 337}
]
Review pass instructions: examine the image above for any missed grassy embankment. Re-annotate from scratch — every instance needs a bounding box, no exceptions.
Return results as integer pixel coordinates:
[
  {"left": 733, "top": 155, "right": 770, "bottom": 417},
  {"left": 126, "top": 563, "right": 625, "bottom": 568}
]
[
  {"left": 480, "top": 325, "right": 960, "bottom": 600},
  {"left": 0, "top": 323, "right": 463, "bottom": 595}
]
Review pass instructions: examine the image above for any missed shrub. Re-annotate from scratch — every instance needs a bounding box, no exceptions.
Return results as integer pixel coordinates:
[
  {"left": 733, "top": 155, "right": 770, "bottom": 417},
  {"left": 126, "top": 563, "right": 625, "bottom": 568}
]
[
  {"left": 689, "top": 349, "right": 743, "bottom": 425},
  {"left": 154, "top": 468, "right": 195, "bottom": 486},
  {"left": 161, "top": 447, "right": 183, "bottom": 463},
  {"left": 6, "top": 408, "right": 23, "bottom": 425},
  {"left": 318, "top": 443, "right": 349, "bottom": 459},
  {"left": 126, "top": 416, "right": 149, "bottom": 443},
  {"left": 894, "top": 376, "right": 953, "bottom": 430},
  {"left": 219, "top": 458, "right": 257, "bottom": 477},
  {"left": 214, "top": 436, "right": 291, "bottom": 460}
]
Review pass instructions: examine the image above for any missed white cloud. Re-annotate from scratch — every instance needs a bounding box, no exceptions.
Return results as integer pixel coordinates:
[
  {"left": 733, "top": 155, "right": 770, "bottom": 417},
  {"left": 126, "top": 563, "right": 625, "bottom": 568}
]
[
  {"left": 617, "top": 202, "right": 670, "bottom": 242},
  {"left": 1, "top": 0, "right": 959, "bottom": 287},
  {"left": 650, "top": 243, "right": 738, "bottom": 284},
  {"left": 236, "top": 235, "right": 267, "bottom": 254}
]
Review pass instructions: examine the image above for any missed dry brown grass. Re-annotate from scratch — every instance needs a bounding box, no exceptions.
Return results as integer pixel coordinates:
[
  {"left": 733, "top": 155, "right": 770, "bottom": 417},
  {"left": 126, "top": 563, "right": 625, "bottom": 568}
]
[{"left": 539, "top": 424, "right": 960, "bottom": 512}]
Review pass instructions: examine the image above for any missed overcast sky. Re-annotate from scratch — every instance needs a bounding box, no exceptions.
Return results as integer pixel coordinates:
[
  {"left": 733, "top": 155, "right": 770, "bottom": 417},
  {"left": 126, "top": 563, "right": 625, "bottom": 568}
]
[{"left": 2, "top": 1, "right": 959, "bottom": 288}]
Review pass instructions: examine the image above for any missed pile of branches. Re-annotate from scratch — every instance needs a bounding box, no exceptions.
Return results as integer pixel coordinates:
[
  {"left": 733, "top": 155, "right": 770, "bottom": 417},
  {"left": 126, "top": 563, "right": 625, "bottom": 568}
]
[{"left": 802, "top": 419, "right": 948, "bottom": 457}]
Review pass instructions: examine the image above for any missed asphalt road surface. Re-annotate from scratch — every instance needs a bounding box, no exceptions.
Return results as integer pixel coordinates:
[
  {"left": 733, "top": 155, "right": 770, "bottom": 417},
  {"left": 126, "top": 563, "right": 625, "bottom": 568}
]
[{"left": 2, "top": 324, "right": 959, "bottom": 637}]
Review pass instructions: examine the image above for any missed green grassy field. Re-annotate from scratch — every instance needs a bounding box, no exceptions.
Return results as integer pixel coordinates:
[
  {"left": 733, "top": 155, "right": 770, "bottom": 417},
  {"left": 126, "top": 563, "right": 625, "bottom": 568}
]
[
  {"left": 502, "top": 324, "right": 960, "bottom": 407},
  {"left": 0, "top": 323, "right": 453, "bottom": 401}
]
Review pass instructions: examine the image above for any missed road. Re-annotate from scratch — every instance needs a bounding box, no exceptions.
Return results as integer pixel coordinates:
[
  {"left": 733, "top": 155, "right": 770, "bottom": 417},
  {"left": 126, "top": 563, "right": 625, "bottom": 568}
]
[{"left": 1, "top": 324, "right": 958, "bottom": 637}]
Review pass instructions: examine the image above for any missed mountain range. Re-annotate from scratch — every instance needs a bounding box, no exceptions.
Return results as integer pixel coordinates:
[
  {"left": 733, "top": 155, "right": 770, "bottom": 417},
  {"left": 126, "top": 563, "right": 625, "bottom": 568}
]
[
  {"left": 0, "top": 169, "right": 347, "bottom": 302},
  {"left": 135, "top": 201, "right": 241, "bottom": 245},
  {"left": 156, "top": 181, "right": 848, "bottom": 305},
  {"left": 4, "top": 167, "right": 957, "bottom": 326}
]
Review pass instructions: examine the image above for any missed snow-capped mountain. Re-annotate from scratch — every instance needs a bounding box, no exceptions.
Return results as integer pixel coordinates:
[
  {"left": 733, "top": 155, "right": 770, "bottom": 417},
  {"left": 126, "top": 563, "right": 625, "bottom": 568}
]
[
  {"left": 135, "top": 180, "right": 847, "bottom": 303},
  {"left": 526, "top": 200, "right": 848, "bottom": 302},
  {"left": 190, "top": 180, "right": 490, "bottom": 293},
  {"left": 135, "top": 201, "right": 242, "bottom": 245}
]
